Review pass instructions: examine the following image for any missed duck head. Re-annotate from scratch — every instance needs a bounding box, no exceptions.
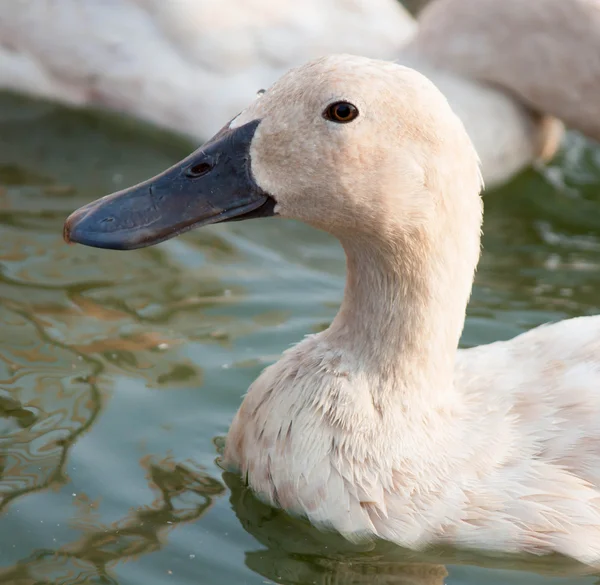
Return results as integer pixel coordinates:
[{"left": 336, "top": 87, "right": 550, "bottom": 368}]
[{"left": 64, "top": 54, "right": 481, "bottom": 249}]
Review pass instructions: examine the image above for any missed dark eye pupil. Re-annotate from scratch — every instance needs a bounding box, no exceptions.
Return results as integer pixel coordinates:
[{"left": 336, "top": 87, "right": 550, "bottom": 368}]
[
  {"left": 336, "top": 104, "right": 351, "bottom": 119},
  {"left": 324, "top": 101, "right": 358, "bottom": 123}
]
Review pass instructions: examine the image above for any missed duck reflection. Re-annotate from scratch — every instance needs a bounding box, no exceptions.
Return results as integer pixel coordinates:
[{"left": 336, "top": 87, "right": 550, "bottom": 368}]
[{"left": 246, "top": 553, "right": 447, "bottom": 585}]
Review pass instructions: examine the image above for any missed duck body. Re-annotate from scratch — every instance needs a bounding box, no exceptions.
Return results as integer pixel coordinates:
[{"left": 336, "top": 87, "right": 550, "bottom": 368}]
[
  {"left": 63, "top": 54, "right": 600, "bottom": 566},
  {"left": 226, "top": 316, "right": 600, "bottom": 564}
]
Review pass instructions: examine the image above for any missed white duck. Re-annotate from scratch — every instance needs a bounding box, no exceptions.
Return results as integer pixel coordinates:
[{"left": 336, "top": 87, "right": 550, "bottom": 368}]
[
  {"left": 2, "top": 0, "right": 600, "bottom": 188},
  {"left": 64, "top": 54, "right": 600, "bottom": 567},
  {"left": 0, "top": 0, "right": 415, "bottom": 137}
]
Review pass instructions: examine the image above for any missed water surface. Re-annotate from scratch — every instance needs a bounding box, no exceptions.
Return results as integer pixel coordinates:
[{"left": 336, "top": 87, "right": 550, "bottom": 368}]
[{"left": 0, "top": 93, "right": 600, "bottom": 585}]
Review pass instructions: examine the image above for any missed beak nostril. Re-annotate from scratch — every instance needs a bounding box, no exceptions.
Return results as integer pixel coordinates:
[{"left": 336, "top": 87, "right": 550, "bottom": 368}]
[
  {"left": 187, "top": 161, "right": 213, "bottom": 178},
  {"left": 101, "top": 217, "right": 115, "bottom": 223}
]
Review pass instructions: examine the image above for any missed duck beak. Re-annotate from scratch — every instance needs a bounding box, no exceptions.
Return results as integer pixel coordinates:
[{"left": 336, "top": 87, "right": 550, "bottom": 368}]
[{"left": 63, "top": 120, "right": 275, "bottom": 250}]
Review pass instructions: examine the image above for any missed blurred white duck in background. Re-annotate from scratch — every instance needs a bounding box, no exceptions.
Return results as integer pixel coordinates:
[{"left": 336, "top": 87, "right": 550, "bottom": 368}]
[
  {"left": 0, "top": 0, "right": 415, "bottom": 135},
  {"left": 64, "top": 54, "right": 600, "bottom": 567},
  {"left": 2, "top": 0, "right": 600, "bottom": 188}
]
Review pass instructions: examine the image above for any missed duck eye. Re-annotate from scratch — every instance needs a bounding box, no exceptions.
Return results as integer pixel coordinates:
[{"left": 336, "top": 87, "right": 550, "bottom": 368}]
[{"left": 323, "top": 101, "right": 359, "bottom": 124}]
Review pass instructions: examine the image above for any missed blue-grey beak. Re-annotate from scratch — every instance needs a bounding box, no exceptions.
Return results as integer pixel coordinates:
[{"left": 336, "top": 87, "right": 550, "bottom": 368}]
[{"left": 63, "top": 120, "right": 276, "bottom": 250}]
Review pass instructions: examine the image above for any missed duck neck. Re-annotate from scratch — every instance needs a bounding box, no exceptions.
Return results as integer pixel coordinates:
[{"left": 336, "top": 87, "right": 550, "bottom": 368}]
[{"left": 324, "top": 213, "right": 481, "bottom": 405}]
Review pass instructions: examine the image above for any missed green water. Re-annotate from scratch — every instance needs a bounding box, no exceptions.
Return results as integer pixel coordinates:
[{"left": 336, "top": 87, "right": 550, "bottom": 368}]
[{"left": 1, "top": 92, "right": 600, "bottom": 585}]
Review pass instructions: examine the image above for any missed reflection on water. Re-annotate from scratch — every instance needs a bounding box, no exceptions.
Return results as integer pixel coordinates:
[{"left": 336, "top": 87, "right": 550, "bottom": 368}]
[
  {"left": 0, "top": 300, "right": 102, "bottom": 512},
  {"left": 0, "top": 456, "right": 223, "bottom": 584},
  {"left": 1, "top": 91, "right": 600, "bottom": 585}
]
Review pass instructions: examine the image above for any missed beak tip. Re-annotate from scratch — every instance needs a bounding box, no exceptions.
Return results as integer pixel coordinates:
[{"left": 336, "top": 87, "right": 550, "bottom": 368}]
[
  {"left": 61, "top": 206, "right": 148, "bottom": 251},
  {"left": 62, "top": 207, "right": 106, "bottom": 248},
  {"left": 63, "top": 216, "right": 75, "bottom": 245},
  {"left": 63, "top": 206, "right": 89, "bottom": 245},
  {"left": 63, "top": 224, "right": 71, "bottom": 244}
]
